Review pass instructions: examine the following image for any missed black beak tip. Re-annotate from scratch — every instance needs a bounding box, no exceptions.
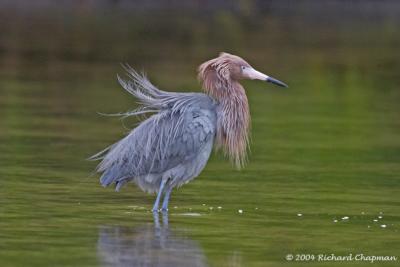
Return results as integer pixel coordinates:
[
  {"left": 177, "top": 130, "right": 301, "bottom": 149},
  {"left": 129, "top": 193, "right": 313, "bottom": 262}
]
[{"left": 266, "top": 77, "right": 288, "bottom": 88}]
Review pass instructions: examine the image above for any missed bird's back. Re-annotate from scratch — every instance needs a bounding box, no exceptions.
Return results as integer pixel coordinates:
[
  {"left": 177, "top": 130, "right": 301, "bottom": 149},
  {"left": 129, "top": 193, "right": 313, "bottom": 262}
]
[{"left": 90, "top": 67, "right": 217, "bottom": 193}]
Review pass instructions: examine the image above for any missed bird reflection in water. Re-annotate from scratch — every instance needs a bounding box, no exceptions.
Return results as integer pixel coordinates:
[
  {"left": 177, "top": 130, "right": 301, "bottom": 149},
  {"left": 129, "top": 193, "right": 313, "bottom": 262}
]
[{"left": 97, "top": 212, "right": 208, "bottom": 267}]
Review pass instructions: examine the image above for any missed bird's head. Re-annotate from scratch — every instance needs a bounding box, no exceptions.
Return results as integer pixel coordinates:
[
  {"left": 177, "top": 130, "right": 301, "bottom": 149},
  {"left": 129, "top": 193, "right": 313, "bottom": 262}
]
[{"left": 198, "top": 52, "right": 288, "bottom": 91}]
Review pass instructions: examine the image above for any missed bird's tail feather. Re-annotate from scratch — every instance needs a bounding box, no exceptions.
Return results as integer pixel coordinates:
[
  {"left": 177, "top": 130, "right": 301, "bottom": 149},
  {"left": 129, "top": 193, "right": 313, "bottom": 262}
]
[
  {"left": 100, "top": 167, "right": 130, "bottom": 192},
  {"left": 99, "top": 167, "right": 127, "bottom": 187}
]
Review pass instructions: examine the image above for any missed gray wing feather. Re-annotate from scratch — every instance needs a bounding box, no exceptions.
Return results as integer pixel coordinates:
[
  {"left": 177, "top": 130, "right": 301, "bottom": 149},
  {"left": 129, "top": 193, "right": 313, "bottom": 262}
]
[
  {"left": 90, "top": 67, "right": 217, "bottom": 191},
  {"left": 96, "top": 107, "right": 215, "bottom": 190}
]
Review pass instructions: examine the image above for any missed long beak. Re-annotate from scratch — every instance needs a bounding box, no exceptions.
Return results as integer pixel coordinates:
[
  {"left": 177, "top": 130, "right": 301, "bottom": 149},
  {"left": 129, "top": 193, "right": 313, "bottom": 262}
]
[{"left": 244, "top": 68, "right": 288, "bottom": 88}]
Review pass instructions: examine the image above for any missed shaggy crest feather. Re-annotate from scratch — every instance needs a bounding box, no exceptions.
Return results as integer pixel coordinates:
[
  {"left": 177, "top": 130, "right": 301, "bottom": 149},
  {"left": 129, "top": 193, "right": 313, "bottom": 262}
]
[{"left": 198, "top": 52, "right": 251, "bottom": 168}]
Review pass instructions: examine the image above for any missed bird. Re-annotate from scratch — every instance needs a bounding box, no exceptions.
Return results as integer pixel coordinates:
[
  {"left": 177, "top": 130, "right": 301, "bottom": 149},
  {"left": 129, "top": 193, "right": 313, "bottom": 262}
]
[{"left": 90, "top": 52, "right": 287, "bottom": 212}]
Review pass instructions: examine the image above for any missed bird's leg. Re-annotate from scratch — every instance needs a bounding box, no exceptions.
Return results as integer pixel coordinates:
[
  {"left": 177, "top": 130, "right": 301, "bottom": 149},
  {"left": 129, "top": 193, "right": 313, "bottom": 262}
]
[
  {"left": 152, "top": 179, "right": 167, "bottom": 212},
  {"left": 153, "top": 210, "right": 161, "bottom": 229},
  {"left": 161, "top": 211, "right": 169, "bottom": 227},
  {"left": 161, "top": 184, "right": 173, "bottom": 212}
]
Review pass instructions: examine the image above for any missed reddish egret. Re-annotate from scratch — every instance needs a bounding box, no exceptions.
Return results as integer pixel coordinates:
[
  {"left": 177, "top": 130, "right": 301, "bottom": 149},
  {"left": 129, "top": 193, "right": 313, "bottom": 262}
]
[{"left": 91, "top": 53, "right": 287, "bottom": 212}]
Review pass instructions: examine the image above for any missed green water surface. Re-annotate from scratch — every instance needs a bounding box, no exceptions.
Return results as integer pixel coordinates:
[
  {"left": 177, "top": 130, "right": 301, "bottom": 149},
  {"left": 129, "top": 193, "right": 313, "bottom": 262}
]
[{"left": 1, "top": 3, "right": 400, "bottom": 266}]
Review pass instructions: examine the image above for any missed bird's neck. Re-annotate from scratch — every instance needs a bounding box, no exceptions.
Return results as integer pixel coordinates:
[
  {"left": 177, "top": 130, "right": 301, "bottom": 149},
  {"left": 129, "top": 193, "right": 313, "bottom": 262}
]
[{"left": 203, "top": 80, "right": 250, "bottom": 168}]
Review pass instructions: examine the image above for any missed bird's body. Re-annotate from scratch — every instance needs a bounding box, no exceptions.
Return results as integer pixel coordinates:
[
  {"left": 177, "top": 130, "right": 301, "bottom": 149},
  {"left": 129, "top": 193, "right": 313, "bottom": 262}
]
[
  {"left": 94, "top": 91, "right": 217, "bottom": 194},
  {"left": 91, "top": 53, "right": 287, "bottom": 212}
]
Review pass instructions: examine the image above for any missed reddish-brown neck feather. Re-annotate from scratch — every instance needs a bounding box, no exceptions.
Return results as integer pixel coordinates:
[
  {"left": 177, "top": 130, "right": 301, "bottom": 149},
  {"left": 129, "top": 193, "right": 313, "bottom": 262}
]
[{"left": 198, "top": 57, "right": 250, "bottom": 168}]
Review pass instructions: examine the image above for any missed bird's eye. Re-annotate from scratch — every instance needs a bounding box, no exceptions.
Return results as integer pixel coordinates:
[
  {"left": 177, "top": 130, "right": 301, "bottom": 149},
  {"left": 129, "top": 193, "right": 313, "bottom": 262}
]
[{"left": 241, "top": 66, "right": 246, "bottom": 70}]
